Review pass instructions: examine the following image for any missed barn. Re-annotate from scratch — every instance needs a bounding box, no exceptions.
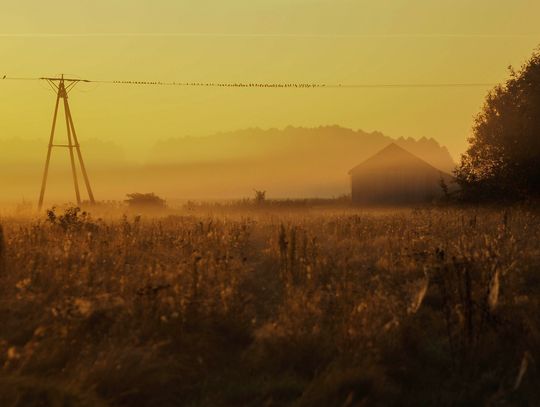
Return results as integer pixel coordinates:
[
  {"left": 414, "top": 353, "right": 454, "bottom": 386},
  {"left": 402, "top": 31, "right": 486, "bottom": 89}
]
[{"left": 348, "top": 143, "right": 454, "bottom": 204}]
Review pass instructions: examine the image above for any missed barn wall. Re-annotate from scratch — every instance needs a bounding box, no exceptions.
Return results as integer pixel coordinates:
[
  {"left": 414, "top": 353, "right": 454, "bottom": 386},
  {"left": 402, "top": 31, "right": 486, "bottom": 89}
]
[{"left": 351, "top": 169, "right": 444, "bottom": 204}]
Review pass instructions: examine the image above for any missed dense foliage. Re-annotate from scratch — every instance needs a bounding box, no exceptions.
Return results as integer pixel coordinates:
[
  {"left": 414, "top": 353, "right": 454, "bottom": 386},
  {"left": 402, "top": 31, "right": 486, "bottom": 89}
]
[
  {"left": 0, "top": 207, "right": 539, "bottom": 406},
  {"left": 457, "top": 48, "right": 540, "bottom": 201},
  {"left": 125, "top": 193, "right": 166, "bottom": 209}
]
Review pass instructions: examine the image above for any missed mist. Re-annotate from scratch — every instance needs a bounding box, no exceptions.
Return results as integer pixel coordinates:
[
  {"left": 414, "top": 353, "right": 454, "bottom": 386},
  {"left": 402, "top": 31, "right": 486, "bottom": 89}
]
[{"left": 0, "top": 125, "right": 455, "bottom": 205}]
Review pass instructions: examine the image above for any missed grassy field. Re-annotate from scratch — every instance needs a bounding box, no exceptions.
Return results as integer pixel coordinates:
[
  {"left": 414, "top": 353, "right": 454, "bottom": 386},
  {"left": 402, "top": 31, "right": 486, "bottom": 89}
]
[{"left": 0, "top": 205, "right": 539, "bottom": 406}]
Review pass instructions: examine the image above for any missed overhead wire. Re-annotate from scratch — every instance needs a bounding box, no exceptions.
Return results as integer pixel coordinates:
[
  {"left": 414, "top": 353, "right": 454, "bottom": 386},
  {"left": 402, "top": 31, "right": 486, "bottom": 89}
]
[
  {"left": 1, "top": 75, "right": 497, "bottom": 89},
  {"left": 89, "top": 79, "right": 497, "bottom": 88},
  {"left": 1, "top": 76, "right": 42, "bottom": 81}
]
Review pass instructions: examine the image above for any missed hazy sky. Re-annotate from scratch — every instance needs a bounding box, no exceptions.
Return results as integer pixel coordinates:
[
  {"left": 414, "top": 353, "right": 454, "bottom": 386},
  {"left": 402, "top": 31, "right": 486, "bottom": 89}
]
[{"left": 1, "top": 0, "right": 539, "bottom": 161}]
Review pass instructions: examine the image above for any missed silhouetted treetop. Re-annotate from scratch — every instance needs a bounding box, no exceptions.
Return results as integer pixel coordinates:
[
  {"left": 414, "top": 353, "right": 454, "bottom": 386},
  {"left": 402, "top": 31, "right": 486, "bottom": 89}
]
[
  {"left": 457, "top": 48, "right": 540, "bottom": 200},
  {"left": 125, "top": 192, "right": 166, "bottom": 209}
]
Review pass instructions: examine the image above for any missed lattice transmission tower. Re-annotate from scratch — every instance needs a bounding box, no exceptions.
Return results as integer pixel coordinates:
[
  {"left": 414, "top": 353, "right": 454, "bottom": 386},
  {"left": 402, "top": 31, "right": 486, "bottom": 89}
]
[{"left": 38, "top": 75, "right": 95, "bottom": 210}]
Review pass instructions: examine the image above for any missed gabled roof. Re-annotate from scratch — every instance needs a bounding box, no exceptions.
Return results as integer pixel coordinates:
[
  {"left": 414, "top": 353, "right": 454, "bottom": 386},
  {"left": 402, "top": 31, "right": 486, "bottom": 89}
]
[{"left": 348, "top": 143, "right": 453, "bottom": 178}]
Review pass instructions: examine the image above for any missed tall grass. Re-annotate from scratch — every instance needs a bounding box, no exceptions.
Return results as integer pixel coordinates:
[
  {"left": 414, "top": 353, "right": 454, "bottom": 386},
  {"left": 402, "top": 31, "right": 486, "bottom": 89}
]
[
  {"left": 0, "top": 206, "right": 538, "bottom": 406},
  {"left": 0, "top": 224, "right": 5, "bottom": 276}
]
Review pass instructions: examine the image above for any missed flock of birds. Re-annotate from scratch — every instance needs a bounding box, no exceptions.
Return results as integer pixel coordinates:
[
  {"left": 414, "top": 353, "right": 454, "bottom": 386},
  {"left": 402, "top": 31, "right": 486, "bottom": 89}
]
[
  {"left": 98, "top": 80, "right": 328, "bottom": 88},
  {"left": 2, "top": 74, "right": 495, "bottom": 89}
]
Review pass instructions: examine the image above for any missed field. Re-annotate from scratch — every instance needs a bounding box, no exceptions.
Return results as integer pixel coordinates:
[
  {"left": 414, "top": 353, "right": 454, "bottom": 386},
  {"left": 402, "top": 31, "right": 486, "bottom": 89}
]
[{"left": 0, "top": 205, "right": 539, "bottom": 406}]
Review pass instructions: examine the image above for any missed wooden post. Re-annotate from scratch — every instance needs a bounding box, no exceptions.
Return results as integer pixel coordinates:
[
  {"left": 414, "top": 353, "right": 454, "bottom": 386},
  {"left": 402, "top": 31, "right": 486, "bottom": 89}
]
[
  {"left": 38, "top": 83, "right": 61, "bottom": 211},
  {"left": 62, "top": 82, "right": 81, "bottom": 205},
  {"left": 65, "top": 96, "right": 95, "bottom": 204}
]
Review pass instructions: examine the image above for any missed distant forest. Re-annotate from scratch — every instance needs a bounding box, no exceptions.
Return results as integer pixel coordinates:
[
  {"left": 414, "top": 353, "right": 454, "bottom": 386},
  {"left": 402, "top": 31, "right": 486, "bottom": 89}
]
[
  {"left": 0, "top": 126, "right": 454, "bottom": 200},
  {"left": 150, "top": 126, "right": 455, "bottom": 173}
]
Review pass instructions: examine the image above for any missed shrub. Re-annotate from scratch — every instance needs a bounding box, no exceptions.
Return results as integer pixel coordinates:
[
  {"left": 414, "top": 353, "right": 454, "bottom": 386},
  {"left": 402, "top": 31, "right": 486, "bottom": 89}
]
[{"left": 125, "top": 193, "right": 166, "bottom": 210}]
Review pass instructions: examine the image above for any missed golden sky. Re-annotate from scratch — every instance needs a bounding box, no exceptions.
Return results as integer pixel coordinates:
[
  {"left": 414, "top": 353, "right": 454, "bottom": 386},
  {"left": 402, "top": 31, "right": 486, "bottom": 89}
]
[{"left": 1, "top": 0, "right": 539, "bottom": 161}]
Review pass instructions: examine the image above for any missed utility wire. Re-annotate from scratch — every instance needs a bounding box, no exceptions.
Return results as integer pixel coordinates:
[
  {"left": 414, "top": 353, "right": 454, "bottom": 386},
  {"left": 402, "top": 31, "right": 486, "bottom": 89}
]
[
  {"left": 1, "top": 75, "right": 496, "bottom": 89},
  {"left": 1, "top": 76, "right": 41, "bottom": 81},
  {"left": 93, "top": 80, "right": 496, "bottom": 88}
]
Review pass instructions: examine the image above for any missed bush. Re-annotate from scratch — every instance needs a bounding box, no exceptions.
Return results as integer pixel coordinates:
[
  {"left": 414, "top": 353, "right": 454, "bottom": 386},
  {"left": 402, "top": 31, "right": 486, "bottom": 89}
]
[
  {"left": 125, "top": 193, "right": 166, "bottom": 210},
  {"left": 46, "top": 206, "right": 98, "bottom": 232}
]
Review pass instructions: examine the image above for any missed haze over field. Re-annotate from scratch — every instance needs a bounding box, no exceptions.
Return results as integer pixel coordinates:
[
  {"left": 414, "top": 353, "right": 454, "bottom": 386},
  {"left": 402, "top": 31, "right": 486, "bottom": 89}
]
[{"left": 0, "top": 126, "right": 454, "bottom": 202}]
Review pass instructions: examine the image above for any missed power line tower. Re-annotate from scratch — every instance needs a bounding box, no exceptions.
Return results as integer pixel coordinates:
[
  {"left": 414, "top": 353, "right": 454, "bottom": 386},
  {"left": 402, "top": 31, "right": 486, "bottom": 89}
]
[{"left": 38, "top": 75, "right": 95, "bottom": 210}]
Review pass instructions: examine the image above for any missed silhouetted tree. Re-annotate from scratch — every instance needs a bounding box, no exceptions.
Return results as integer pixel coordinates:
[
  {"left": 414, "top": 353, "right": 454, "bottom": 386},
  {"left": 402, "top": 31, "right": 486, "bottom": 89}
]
[
  {"left": 125, "top": 193, "right": 166, "bottom": 209},
  {"left": 456, "top": 48, "right": 540, "bottom": 201},
  {"left": 253, "top": 190, "right": 266, "bottom": 205}
]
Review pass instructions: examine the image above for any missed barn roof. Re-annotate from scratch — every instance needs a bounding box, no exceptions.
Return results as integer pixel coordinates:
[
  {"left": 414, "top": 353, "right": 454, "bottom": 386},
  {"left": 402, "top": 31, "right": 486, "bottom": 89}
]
[{"left": 348, "top": 142, "right": 453, "bottom": 178}]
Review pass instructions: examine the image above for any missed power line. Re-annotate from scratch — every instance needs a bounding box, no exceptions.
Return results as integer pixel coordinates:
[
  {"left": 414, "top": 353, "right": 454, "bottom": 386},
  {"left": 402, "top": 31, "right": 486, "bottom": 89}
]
[
  {"left": 94, "top": 80, "right": 496, "bottom": 88},
  {"left": 1, "top": 75, "right": 496, "bottom": 89},
  {"left": 1, "top": 76, "right": 41, "bottom": 81}
]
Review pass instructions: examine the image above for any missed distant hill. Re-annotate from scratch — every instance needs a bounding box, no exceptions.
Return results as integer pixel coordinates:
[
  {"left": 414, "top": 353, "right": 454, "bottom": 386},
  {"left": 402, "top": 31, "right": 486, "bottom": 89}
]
[
  {"left": 150, "top": 126, "right": 456, "bottom": 174},
  {"left": 0, "top": 127, "right": 456, "bottom": 201},
  {"left": 141, "top": 126, "right": 456, "bottom": 198}
]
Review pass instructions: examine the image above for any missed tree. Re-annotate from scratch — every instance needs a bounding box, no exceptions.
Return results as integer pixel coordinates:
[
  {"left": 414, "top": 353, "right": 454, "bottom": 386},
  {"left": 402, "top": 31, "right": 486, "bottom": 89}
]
[
  {"left": 125, "top": 193, "right": 166, "bottom": 209},
  {"left": 253, "top": 189, "right": 266, "bottom": 205},
  {"left": 456, "top": 48, "right": 540, "bottom": 201}
]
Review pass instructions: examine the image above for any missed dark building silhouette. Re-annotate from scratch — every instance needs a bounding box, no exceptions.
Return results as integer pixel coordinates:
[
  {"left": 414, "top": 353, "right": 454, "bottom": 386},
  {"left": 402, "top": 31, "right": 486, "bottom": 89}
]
[{"left": 349, "top": 143, "right": 454, "bottom": 204}]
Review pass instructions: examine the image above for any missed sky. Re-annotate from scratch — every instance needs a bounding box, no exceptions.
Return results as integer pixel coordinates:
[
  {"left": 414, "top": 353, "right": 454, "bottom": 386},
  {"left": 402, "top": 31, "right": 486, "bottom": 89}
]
[{"left": 1, "top": 0, "right": 539, "bottom": 162}]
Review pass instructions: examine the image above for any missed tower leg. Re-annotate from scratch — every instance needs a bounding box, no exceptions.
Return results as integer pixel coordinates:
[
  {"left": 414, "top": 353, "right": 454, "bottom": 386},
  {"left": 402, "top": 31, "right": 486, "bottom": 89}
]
[
  {"left": 65, "top": 99, "right": 95, "bottom": 204},
  {"left": 38, "top": 89, "right": 61, "bottom": 211},
  {"left": 63, "top": 94, "right": 81, "bottom": 206}
]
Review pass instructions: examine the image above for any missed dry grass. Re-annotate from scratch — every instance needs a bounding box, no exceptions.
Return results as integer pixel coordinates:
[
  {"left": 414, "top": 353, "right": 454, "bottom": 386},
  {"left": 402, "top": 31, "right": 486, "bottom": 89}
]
[{"left": 0, "top": 206, "right": 539, "bottom": 406}]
